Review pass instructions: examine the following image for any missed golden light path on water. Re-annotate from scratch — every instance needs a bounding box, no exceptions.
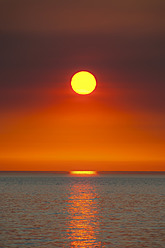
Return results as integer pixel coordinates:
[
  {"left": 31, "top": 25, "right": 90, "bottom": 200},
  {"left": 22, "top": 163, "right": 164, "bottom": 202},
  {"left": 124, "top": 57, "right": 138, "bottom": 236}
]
[{"left": 67, "top": 179, "right": 100, "bottom": 247}]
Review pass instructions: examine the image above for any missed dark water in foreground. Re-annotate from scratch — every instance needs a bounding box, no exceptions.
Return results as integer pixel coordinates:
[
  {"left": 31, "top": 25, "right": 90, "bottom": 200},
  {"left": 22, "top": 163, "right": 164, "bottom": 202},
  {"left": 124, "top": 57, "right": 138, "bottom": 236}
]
[{"left": 0, "top": 173, "right": 165, "bottom": 247}]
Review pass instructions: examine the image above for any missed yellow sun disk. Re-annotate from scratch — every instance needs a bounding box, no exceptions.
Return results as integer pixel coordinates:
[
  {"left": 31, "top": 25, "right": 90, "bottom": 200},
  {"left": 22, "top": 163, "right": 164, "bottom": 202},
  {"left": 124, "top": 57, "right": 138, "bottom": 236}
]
[{"left": 71, "top": 71, "right": 96, "bottom": 95}]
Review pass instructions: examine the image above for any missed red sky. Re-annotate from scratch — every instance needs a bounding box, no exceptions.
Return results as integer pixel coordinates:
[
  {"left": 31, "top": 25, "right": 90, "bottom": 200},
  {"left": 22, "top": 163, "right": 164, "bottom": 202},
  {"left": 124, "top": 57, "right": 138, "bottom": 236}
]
[{"left": 0, "top": 0, "right": 165, "bottom": 171}]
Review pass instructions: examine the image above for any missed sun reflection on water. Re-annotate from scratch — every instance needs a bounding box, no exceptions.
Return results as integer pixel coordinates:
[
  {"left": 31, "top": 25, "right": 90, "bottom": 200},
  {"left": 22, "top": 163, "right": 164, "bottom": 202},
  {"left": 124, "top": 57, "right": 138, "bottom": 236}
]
[
  {"left": 70, "top": 171, "right": 97, "bottom": 175},
  {"left": 68, "top": 180, "right": 100, "bottom": 247}
]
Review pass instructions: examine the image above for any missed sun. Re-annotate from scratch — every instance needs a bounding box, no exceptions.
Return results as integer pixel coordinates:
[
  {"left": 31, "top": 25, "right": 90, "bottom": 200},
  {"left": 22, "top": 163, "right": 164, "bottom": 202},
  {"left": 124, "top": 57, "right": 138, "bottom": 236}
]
[{"left": 71, "top": 71, "right": 97, "bottom": 95}]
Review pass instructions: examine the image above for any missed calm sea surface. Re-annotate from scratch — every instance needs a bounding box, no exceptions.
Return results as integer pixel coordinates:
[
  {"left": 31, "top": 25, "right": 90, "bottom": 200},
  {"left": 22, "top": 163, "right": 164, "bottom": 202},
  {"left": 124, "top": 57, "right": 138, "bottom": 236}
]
[{"left": 0, "top": 173, "right": 165, "bottom": 247}]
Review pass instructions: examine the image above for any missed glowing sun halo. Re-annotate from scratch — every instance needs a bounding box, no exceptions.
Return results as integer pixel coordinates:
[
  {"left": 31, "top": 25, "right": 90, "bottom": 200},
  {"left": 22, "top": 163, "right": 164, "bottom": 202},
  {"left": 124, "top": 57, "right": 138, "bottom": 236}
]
[{"left": 71, "top": 71, "right": 97, "bottom": 95}]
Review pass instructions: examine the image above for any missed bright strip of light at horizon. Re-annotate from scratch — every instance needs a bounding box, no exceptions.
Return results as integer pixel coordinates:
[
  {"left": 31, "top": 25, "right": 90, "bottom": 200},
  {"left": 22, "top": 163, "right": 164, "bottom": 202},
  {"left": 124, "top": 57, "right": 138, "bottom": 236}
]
[{"left": 70, "top": 171, "right": 97, "bottom": 175}]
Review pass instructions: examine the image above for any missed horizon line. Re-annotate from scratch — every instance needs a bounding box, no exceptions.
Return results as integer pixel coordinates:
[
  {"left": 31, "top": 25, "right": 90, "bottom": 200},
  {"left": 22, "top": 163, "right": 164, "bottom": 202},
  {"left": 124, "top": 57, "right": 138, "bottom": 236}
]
[{"left": 0, "top": 171, "right": 165, "bottom": 174}]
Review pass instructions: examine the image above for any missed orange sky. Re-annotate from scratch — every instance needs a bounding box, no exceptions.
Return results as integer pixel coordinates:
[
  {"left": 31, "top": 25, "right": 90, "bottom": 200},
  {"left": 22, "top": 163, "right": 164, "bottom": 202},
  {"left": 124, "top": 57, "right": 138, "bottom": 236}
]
[
  {"left": 1, "top": 78, "right": 165, "bottom": 171},
  {"left": 0, "top": 0, "right": 165, "bottom": 171}
]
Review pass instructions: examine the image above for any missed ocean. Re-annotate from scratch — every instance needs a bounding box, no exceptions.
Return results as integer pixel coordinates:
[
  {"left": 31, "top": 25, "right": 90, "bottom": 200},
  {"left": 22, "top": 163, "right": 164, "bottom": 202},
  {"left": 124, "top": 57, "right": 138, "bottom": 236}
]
[{"left": 0, "top": 173, "right": 165, "bottom": 247}]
